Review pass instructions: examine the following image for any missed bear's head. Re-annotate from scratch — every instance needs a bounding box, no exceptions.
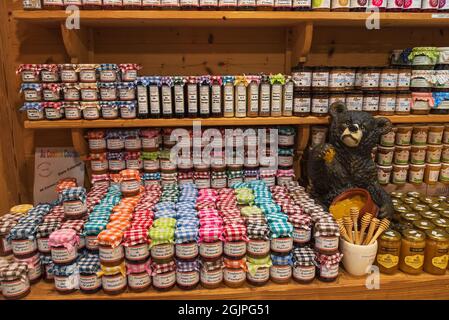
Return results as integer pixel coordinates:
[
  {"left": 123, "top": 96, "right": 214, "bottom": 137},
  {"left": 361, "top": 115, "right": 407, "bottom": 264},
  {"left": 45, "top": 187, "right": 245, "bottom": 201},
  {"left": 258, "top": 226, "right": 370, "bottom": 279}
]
[{"left": 329, "top": 103, "right": 392, "bottom": 151}]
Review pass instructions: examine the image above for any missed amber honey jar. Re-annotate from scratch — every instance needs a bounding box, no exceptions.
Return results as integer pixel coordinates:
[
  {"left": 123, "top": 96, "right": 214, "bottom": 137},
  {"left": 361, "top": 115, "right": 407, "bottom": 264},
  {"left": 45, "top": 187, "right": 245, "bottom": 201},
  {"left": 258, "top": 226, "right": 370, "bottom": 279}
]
[
  {"left": 413, "top": 220, "right": 436, "bottom": 233},
  {"left": 399, "top": 229, "right": 426, "bottom": 275},
  {"left": 424, "top": 229, "right": 449, "bottom": 275},
  {"left": 376, "top": 230, "right": 401, "bottom": 274}
]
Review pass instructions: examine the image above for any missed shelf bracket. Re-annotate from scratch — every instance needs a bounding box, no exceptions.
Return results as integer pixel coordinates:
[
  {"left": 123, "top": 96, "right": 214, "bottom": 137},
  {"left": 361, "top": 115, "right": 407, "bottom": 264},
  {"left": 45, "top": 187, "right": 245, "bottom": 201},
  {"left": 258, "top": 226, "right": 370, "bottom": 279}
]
[
  {"left": 289, "top": 22, "right": 313, "bottom": 67},
  {"left": 60, "top": 23, "right": 94, "bottom": 63}
]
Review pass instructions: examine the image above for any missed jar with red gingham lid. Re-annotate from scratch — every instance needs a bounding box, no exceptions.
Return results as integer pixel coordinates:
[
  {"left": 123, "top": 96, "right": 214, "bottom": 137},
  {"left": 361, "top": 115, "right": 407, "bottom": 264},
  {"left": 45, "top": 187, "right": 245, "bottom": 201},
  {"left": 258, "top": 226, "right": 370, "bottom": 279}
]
[
  {"left": 42, "top": 83, "right": 62, "bottom": 102},
  {"left": 119, "top": 64, "right": 142, "bottom": 82},
  {"left": 42, "top": 0, "right": 64, "bottom": 10},
  {"left": 44, "top": 102, "right": 64, "bottom": 120},
  {"left": 17, "top": 64, "right": 42, "bottom": 83},
  {"left": 87, "top": 130, "right": 107, "bottom": 153},
  {"left": 120, "top": 169, "right": 142, "bottom": 197},
  {"left": 40, "top": 64, "right": 60, "bottom": 82},
  {"left": 316, "top": 252, "right": 342, "bottom": 282},
  {"left": 151, "top": 260, "right": 176, "bottom": 291}
]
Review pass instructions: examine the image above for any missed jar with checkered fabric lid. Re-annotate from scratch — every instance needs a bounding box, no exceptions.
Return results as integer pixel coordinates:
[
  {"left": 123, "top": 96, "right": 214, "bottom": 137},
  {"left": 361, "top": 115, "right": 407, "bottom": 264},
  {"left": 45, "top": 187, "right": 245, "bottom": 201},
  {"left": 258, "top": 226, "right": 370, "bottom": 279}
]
[{"left": 0, "top": 262, "right": 30, "bottom": 299}]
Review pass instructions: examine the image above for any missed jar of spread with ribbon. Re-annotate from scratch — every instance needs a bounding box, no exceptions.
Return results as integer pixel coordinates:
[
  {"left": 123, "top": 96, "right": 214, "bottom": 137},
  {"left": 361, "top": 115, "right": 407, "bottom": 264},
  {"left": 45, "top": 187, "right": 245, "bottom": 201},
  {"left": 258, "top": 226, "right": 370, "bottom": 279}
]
[
  {"left": 0, "top": 262, "right": 30, "bottom": 300},
  {"left": 223, "top": 257, "right": 247, "bottom": 288},
  {"left": 78, "top": 254, "right": 102, "bottom": 294},
  {"left": 99, "top": 262, "right": 128, "bottom": 295}
]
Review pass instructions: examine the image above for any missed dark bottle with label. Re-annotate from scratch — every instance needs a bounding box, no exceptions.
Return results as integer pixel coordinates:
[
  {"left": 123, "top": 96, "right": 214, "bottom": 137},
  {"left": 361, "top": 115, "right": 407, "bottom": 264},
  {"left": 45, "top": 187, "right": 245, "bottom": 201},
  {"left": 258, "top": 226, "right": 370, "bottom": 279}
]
[
  {"left": 136, "top": 77, "right": 150, "bottom": 119},
  {"left": 161, "top": 76, "right": 174, "bottom": 119},
  {"left": 173, "top": 76, "right": 186, "bottom": 118},
  {"left": 211, "top": 76, "right": 223, "bottom": 117},
  {"left": 148, "top": 76, "right": 161, "bottom": 119},
  {"left": 198, "top": 75, "right": 211, "bottom": 118},
  {"left": 186, "top": 76, "right": 199, "bottom": 118}
]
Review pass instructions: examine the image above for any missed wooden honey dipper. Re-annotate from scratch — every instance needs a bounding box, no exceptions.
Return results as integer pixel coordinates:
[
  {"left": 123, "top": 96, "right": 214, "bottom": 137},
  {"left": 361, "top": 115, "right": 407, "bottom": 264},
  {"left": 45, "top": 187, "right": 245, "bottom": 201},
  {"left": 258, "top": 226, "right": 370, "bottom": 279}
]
[
  {"left": 363, "top": 217, "right": 380, "bottom": 245},
  {"left": 368, "top": 219, "right": 391, "bottom": 245},
  {"left": 343, "top": 216, "right": 354, "bottom": 243},
  {"left": 350, "top": 207, "right": 360, "bottom": 245},
  {"left": 358, "top": 213, "right": 372, "bottom": 245},
  {"left": 336, "top": 218, "right": 352, "bottom": 243}
]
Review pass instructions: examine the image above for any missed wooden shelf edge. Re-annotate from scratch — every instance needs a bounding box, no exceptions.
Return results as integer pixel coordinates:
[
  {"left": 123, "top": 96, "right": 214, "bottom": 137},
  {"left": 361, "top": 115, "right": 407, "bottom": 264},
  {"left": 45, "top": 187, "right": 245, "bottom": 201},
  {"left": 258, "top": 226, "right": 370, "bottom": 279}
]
[
  {"left": 12, "top": 11, "right": 449, "bottom": 27},
  {"left": 23, "top": 115, "right": 449, "bottom": 129},
  {"left": 9, "top": 271, "right": 449, "bottom": 300}
]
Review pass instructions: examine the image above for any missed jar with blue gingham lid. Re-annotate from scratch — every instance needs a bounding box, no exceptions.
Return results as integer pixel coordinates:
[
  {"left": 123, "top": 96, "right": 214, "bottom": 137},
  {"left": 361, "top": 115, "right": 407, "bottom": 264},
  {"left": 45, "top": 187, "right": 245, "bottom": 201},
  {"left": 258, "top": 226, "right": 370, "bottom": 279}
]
[
  {"left": 20, "top": 102, "right": 45, "bottom": 120},
  {"left": 21, "top": 83, "right": 42, "bottom": 102},
  {"left": 98, "top": 64, "right": 119, "bottom": 82}
]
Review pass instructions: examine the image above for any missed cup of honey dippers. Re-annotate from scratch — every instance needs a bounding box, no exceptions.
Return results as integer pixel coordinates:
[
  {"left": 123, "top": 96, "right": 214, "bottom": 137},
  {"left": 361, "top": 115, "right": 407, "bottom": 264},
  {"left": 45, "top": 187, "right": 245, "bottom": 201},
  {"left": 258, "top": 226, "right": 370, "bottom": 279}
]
[
  {"left": 376, "top": 230, "right": 401, "bottom": 274},
  {"left": 399, "top": 229, "right": 426, "bottom": 275},
  {"left": 423, "top": 229, "right": 449, "bottom": 275}
]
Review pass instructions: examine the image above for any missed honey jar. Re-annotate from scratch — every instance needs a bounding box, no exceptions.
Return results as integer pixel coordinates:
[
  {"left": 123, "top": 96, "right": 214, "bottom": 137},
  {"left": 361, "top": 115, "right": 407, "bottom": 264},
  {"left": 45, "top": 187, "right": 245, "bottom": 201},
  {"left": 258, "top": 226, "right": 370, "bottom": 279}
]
[
  {"left": 424, "top": 229, "right": 449, "bottom": 275},
  {"left": 399, "top": 229, "right": 426, "bottom": 275},
  {"left": 376, "top": 230, "right": 401, "bottom": 274},
  {"left": 413, "top": 220, "right": 436, "bottom": 233}
]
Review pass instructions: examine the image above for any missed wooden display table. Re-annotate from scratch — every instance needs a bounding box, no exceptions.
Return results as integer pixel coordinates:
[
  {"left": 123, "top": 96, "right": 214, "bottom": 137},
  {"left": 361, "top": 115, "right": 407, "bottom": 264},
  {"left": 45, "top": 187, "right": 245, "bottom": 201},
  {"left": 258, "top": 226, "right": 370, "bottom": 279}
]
[{"left": 8, "top": 271, "right": 449, "bottom": 300}]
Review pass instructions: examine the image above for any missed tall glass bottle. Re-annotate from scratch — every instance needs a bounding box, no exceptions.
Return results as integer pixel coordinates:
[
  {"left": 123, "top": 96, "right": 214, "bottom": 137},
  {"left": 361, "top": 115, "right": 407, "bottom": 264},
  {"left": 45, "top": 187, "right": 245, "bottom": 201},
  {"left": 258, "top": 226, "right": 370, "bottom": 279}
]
[
  {"left": 173, "top": 76, "right": 186, "bottom": 118},
  {"left": 211, "top": 76, "right": 223, "bottom": 117},
  {"left": 186, "top": 76, "right": 199, "bottom": 118},
  {"left": 198, "top": 75, "right": 211, "bottom": 118},
  {"left": 136, "top": 76, "right": 149, "bottom": 119},
  {"left": 148, "top": 76, "right": 161, "bottom": 119},
  {"left": 160, "top": 76, "right": 174, "bottom": 119},
  {"left": 223, "top": 76, "right": 235, "bottom": 118}
]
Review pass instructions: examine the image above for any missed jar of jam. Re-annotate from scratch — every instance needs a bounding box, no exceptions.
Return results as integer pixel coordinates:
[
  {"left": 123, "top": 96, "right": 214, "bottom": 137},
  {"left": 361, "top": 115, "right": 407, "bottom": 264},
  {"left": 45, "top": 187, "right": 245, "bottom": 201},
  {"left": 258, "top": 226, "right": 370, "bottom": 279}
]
[
  {"left": 311, "top": 92, "right": 329, "bottom": 117},
  {"left": 151, "top": 244, "right": 175, "bottom": 263},
  {"left": 200, "top": 258, "right": 223, "bottom": 289},
  {"left": 411, "top": 68, "right": 434, "bottom": 92},
  {"left": 101, "top": 267, "right": 127, "bottom": 295},
  {"left": 362, "top": 67, "right": 381, "bottom": 91},
  {"left": 292, "top": 65, "right": 312, "bottom": 92},
  {"left": 424, "top": 229, "right": 449, "bottom": 275},
  {"left": 246, "top": 255, "right": 271, "bottom": 286},
  {"left": 397, "top": 67, "right": 411, "bottom": 91},
  {"left": 53, "top": 263, "right": 79, "bottom": 295},
  {"left": 21, "top": 83, "right": 42, "bottom": 102},
  {"left": 127, "top": 260, "right": 152, "bottom": 292},
  {"left": 49, "top": 229, "right": 79, "bottom": 266},
  {"left": 293, "top": 91, "right": 311, "bottom": 116},
  {"left": 395, "top": 91, "right": 412, "bottom": 114},
  {"left": 223, "top": 258, "right": 246, "bottom": 288},
  {"left": 0, "top": 262, "right": 31, "bottom": 300},
  {"left": 316, "top": 252, "right": 342, "bottom": 282},
  {"left": 346, "top": 90, "right": 363, "bottom": 111},
  {"left": 378, "top": 92, "right": 396, "bottom": 115},
  {"left": 399, "top": 229, "right": 426, "bottom": 274},
  {"left": 292, "top": 247, "right": 316, "bottom": 283},
  {"left": 376, "top": 230, "right": 401, "bottom": 274},
  {"left": 379, "top": 67, "right": 398, "bottom": 91},
  {"left": 259, "top": 75, "right": 271, "bottom": 117},
  {"left": 176, "top": 260, "right": 200, "bottom": 290},
  {"left": 329, "top": 67, "right": 347, "bottom": 92},
  {"left": 362, "top": 91, "right": 380, "bottom": 114},
  {"left": 78, "top": 255, "right": 102, "bottom": 294}
]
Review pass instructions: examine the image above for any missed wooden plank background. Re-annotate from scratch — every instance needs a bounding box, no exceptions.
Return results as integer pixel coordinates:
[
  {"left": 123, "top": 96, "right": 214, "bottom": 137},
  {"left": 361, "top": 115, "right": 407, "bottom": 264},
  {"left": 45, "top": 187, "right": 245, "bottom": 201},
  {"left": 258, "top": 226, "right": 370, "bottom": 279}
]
[{"left": 1, "top": 0, "right": 448, "bottom": 208}]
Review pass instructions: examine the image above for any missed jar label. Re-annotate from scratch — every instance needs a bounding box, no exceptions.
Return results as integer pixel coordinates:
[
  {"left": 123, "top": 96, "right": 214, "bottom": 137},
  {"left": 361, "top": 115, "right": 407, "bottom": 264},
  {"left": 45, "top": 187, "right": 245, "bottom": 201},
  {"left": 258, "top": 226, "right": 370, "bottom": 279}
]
[
  {"left": 379, "top": 96, "right": 396, "bottom": 112},
  {"left": 278, "top": 155, "right": 294, "bottom": 167},
  {"left": 260, "top": 83, "right": 271, "bottom": 114},
  {"left": 51, "top": 246, "right": 77, "bottom": 264},
  {"left": 247, "top": 240, "right": 270, "bottom": 256},
  {"left": 121, "top": 107, "right": 136, "bottom": 119},
  {"left": 428, "top": 132, "right": 443, "bottom": 145},
  {"left": 409, "top": 169, "right": 424, "bottom": 184},
  {"left": 125, "top": 243, "right": 150, "bottom": 261},
  {"left": 83, "top": 107, "right": 100, "bottom": 119},
  {"left": 404, "top": 254, "right": 424, "bottom": 269},
  {"left": 396, "top": 132, "right": 412, "bottom": 145},
  {"left": 143, "top": 160, "right": 159, "bottom": 172},
  {"left": 151, "top": 244, "right": 174, "bottom": 260},
  {"left": 271, "top": 237, "right": 293, "bottom": 253},
  {"left": 153, "top": 271, "right": 176, "bottom": 289},
  {"left": 200, "top": 242, "right": 223, "bottom": 259},
  {"left": 292, "top": 228, "right": 311, "bottom": 244},
  {"left": 142, "top": 137, "right": 158, "bottom": 149},
  {"left": 311, "top": 97, "right": 329, "bottom": 114},
  {"left": 362, "top": 72, "right": 380, "bottom": 88},
  {"left": 376, "top": 253, "right": 399, "bottom": 269},
  {"left": 102, "top": 274, "right": 127, "bottom": 291},
  {"left": 91, "top": 160, "right": 108, "bottom": 172},
  {"left": 224, "top": 241, "right": 246, "bottom": 257},
  {"left": 64, "top": 200, "right": 87, "bottom": 218},
  {"left": 270, "top": 265, "right": 292, "bottom": 280},
  {"left": 37, "top": 237, "right": 50, "bottom": 253},
  {"left": 137, "top": 86, "right": 149, "bottom": 114},
  {"left": 41, "top": 71, "right": 59, "bottom": 82},
  {"left": 427, "top": 169, "right": 440, "bottom": 183},
  {"left": 22, "top": 71, "right": 39, "bottom": 82},
  {"left": 177, "top": 271, "right": 200, "bottom": 287},
  {"left": 277, "top": 176, "right": 293, "bottom": 185},
  {"left": 100, "top": 88, "right": 116, "bottom": 100},
  {"left": 315, "top": 236, "right": 339, "bottom": 252},
  {"left": 149, "top": 86, "right": 161, "bottom": 114},
  {"left": 86, "top": 235, "right": 99, "bottom": 251},
  {"left": 100, "top": 70, "right": 117, "bottom": 82},
  {"left": 121, "top": 180, "right": 141, "bottom": 194},
  {"left": 329, "top": 72, "right": 346, "bottom": 88},
  {"left": 11, "top": 239, "right": 36, "bottom": 256},
  {"left": 174, "top": 85, "right": 185, "bottom": 114},
  {"left": 380, "top": 73, "right": 398, "bottom": 89},
  {"left": 320, "top": 263, "right": 339, "bottom": 279},
  {"left": 89, "top": 139, "right": 106, "bottom": 151},
  {"left": 293, "top": 265, "right": 315, "bottom": 281},
  {"left": 65, "top": 108, "right": 81, "bottom": 119},
  {"left": 160, "top": 159, "right": 176, "bottom": 171},
  {"left": 398, "top": 72, "right": 411, "bottom": 88},
  {"left": 128, "top": 272, "right": 151, "bottom": 289},
  {"left": 393, "top": 167, "right": 408, "bottom": 183},
  {"left": 45, "top": 108, "right": 63, "bottom": 119},
  {"left": 27, "top": 109, "right": 44, "bottom": 120},
  {"left": 119, "top": 89, "right": 135, "bottom": 101},
  {"left": 2, "top": 277, "right": 30, "bottom": 298},
  {"left": 279, "top": 135, "right": 295, "bottom": 146},
  {"left": 80, "top": 274, "right": 102, "bottom": 291},
  {"left": 176, "top": 242, "right": 199, "bottom": 260},
  {"left": 99, "top": 245, "right": 124, "bottom": 263},
  {"left": 312, "top": 72, "right": 329, "bottom": 87},
  {"left": 346, "top": 96, "right": 363, "bottom": 111},
  {"left": 394, "top": 149, "right": 410, "bottom": 164},
  {"left": 249, "top": 83, "right": 259, "bottom": 114},
  {"left": 271, "top": 84, "right": 282, "bottom": 114},
  {"left": 294, "top": 97, "right": 311, "bottom": 113},
  {"left": 247, "top": 268, "right": 269, "bottom": 283},
  {"left": 195, "top": 178, "right": 211, "bottom": 189},
  {"left": 363, "top": 96, "right": 379, "bottom": 112},
  {"left": 107, "top": 139, "right": 124, "bottom": 150},
  {"left": 211, "top": 85, "right": 221, "bottom": 114},
  {"left": 55, "top": 274, "right": 79, "bottom": 291},
  {"left": 81, "top": 89, "right": 98, "bottom": 101},
  {"left": 292, "top": 71, "right": 311, "bottom": 87},
  {"left": 24, "top": 90, "right": 40, "bottom": 101},
  {"left": 161, "top": 86, "right": 173, "bottom": 115},
  {"left": 199, "top": 85, "right": 211, "bottom": 115},
  {"left": 109, "top": 160, "right": 126, "bottom": 171},
  {"left": 432, "top": 255, "right": 449, "bottom": 270},
  {"left": 61, "top": 70, "right": 77, "bottom": 82},
  {"left": 211, "top": 178, "right": 227, "bottom": 189},
  {"left": 200, "top": 268, "right": 223, "bottom": 285},
  {"left": 223, "top": 268, "right": 246, "bottom": 283}
]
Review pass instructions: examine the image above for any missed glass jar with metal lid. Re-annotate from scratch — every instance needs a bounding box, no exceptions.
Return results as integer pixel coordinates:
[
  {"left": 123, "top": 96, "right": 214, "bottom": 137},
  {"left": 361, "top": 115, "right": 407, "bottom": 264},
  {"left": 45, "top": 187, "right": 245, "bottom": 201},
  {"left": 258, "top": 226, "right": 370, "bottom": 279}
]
[
  {"left": 424, "top": 229, "right": 449, "bottom": 275},
  {"left": 311, "top": 67, "right": 330, "bottom": 92},
  {"left": 419, "top": 196, "right": 434, "bottom": 205},
  {"left": 411, "top": 203, "right": 430, "bottom": 212},
  {"left": 361, "top": 67, "right": 381, "bottom": 91},
  {"left": 399, "top": 229, "right": 426, "bottom": 275},
  {"left": 328, "top": 67, "right": 348, "bottom": 92},
  {"left": 291, "top": 65, "right": 312, "bottom": 92},
  {"left": 413, "top": 220, "right": 436, "bottom": 233},
  {"left": 440, "top": 210, "right": 449, "bottom": 220},
  {"left": 376, "top": 230, "right": 401, "bottom": 274},
  {"left": 421, "top": 211, "right": 440, "bottom": 221},
  {"left": 406, "top": 191, "right": 421, "bottom": 198},
  {"left": 400, "top": 212, "right": 421, "bottom": 228},
  {"left": 402, "top": 197, "right": 418, "bottom": 206},
  {"left": 391, "top": 191, "right": 406, "bottom": 199}
]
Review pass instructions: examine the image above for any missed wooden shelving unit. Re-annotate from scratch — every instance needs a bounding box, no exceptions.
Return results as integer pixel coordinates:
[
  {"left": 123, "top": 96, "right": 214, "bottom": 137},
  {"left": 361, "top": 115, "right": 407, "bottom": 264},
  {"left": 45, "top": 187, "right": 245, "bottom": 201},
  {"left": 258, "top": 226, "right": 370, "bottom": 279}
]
[
  {"left": 13, "top": 10, "right": 449, "bottom": 28},
  {"left": 24, "top": 115, "right": 449, "bottom": 129},
  {"left": 5, "top": 271, "right": 449, "bottom": 300}
]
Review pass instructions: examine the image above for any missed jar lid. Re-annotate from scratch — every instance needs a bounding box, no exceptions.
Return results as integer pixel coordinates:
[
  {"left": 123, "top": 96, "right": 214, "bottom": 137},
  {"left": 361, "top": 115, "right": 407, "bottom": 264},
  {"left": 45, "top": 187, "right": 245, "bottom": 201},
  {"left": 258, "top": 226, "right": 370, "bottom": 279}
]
[
  {"left": 425, "top": 229, "right": 449, "bottom": 241},
  {"left": 431, "top": 217, "right": 449, "bottom": 228},
  {"left": 413, "top": 219, "right": 436, "bottom": 231},
  {"left": 403, "top": 229, "right": 426, "bottom": 241},
  {"left": 380, "top": 229, "right": 401, "bottom": 242},
  {"left": 401, "top": 212, "right": 421, "bottom": 222},
  {"left": 394, "top": 204, "right": 410, "bottom": 214},
  {"left": 402, "top": 197, "right": 417, "bottom": 205},
  {"left": 391, "top": 191, "right": 405, "bottom": 199},
  {"left": 421, "top": 210, "right": 440, "bottom": 220},
  {"left": 412, "top": 203, "right": 429, "bottom": 212}
]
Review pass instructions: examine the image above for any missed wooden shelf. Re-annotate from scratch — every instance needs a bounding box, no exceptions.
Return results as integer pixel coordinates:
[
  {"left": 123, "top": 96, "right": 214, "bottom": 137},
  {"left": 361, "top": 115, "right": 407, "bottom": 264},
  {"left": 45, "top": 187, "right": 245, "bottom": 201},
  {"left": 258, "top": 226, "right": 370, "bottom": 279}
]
[
  {"left": 23, "top": 115, "right": 449, "bottom": 129},
  {"left": 12, "top": 11, "right": 449, "bottom": 28},
  {"left": 6, "top": 271, "right": 449, "bottom": 300}
]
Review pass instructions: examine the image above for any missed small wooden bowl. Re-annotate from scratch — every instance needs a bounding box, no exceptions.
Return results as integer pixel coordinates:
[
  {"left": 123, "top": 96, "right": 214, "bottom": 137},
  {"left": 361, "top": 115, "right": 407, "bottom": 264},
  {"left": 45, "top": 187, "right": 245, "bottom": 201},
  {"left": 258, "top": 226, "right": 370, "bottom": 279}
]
[{"left": 330, "top": 188, "right": 379, "bottom": 219}]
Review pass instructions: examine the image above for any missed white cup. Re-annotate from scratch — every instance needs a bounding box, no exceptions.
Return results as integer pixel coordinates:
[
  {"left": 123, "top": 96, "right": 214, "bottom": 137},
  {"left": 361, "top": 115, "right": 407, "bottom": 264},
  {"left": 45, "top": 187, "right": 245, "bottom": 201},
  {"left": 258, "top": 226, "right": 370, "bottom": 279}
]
[{"left": 340, "top": 234, "right": 378, "bottom": 277}]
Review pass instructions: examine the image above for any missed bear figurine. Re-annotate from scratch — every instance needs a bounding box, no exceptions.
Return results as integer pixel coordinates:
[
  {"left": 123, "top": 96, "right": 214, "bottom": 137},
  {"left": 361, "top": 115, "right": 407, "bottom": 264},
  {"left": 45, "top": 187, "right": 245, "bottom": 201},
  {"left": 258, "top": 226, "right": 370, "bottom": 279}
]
[{"left": 308, "top": 102, "right": 394, "bottom": 220}]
